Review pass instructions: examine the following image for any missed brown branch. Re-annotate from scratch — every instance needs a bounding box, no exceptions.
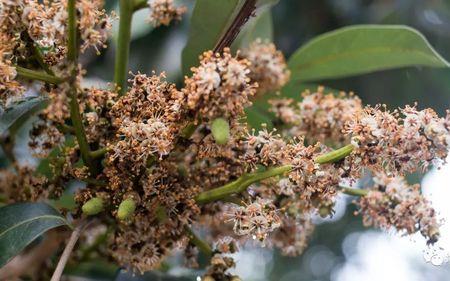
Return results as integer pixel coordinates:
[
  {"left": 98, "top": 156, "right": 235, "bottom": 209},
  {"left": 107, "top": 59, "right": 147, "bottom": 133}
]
[
  {"left": 50, "top": 220, "right": 89, "bottom": 281},
  {"left": 213, "top": 0, "right": 257, "bottom": 53}
]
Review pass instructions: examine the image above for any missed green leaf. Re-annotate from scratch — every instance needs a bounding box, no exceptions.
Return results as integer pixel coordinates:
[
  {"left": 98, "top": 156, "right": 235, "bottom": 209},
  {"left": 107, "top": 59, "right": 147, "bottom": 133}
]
[
  {"left": 182, "top": 0, "right": 243, "bottom": 75},
  {"left": 232, "top": 7, "right": 273, "bottom": 50},
  {"left": 0, "top": 202, "right": 69, "bottom": 267},
  {"left": 245, "top": 106, "right": 273, "bottom": 130},
  {"left": 280, "top": 81, "right": 340, "bottom": 100},
  {"left": 0, "top": 96, "right": 48, "bottom": 137},
  {"left": 288, "top": 25, "right": 450, "bottom": 82}
]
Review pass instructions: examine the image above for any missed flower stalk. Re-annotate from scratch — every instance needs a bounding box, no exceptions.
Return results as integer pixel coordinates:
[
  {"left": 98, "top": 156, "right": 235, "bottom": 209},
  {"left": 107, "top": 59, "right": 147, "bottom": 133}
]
[
  {"left": 15, "top": 66, "right": 64, "bottom": 84},
  {"left": 185, "top": 226, "right": 213, "bottom": 256},
  {"left": 89, "top": 147, "right": 108, "bottom": 159},
  {"left": 114, "top": 0, "right": 134, "bottom": 96},
  {"left": 195, "top": 143, "right": 357, "bottom": 205},
  {"left": 314, "top": 144, "right": 355, "bottom": 164},
  {"left": 195, "top": 165, "right": 293, "bottom": 204},
  {"left": 340, "top": 187, "right": 368, "bottom": 197},
  {"left": 133, "top": 0, "right": 148, "bottom": 12},
  {"left": 66, "top": 0, "right": 95, "bottom": 175}
]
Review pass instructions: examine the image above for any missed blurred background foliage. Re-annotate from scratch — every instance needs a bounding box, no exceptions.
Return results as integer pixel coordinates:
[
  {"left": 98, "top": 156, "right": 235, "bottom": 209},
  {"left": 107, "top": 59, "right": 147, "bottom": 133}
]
[{"left": 5, "top": 0, "right": 450, "bottom": 280}]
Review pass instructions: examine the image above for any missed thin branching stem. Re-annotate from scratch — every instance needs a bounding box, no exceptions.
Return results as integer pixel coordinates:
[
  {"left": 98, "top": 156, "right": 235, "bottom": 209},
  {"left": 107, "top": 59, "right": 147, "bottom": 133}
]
[
  {"left": 15, "top": 66, "right": 64, "bottom": 84},
  {"left": 133, "top": 0, "right": 148, "bottom": 12},
  {"left": 31, "top": 44, "right": 55, "bottom": 76},
  {"left": 66, "top": 0, "right": 96, "bottom": 175},
  {"left": 185, "top": 226, "right": 213, "bottom": 256},
  {"left": 195, "top": 165, "right": 293, "bottom": 204},
  {"left": 89, "top": 147, "right": 108, "bottom": 159},
  {"left": 195, "top": 143, "right": 357, "bottom": 204},
  {"left": 315, "top": 144, "right": 355, "bottom": 164},
  {"left": 340, "top": 187, "right": 368, "bottom": 197},
  {"left": 50, "top": 220, "right": 88, "bottom": 281}
]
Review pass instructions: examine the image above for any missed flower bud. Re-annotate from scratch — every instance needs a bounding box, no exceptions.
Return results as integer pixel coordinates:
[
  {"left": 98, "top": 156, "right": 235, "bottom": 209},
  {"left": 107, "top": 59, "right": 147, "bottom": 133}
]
[
  {"left": 82, "top": 197, "right": 104, "bottom": 216},
  {"left": 117, "top": 198, "right": 136, "bottom": 220},
  {"left": 211, "top": 118, "right": 230, "bottom": 145}
]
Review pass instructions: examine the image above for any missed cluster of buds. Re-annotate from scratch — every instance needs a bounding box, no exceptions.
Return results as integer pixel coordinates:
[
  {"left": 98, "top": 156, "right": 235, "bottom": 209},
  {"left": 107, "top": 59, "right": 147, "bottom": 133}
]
[
  {"left": 270, "top": 87, "right": 362, "bottom": 143},
  {"left": 357, "top": 172, "right": 440, "bottom": 244},
  {"left": 227, "top": 198, "right": 281, "bottom": 241},
  {"left": 147, "top": 0, "right": 187, "bottom": 27},
  {"left": 345, "top": 105, "right": 450, "bottom": 176},
  {"left": 240, "top": 39, "right": 290, "bottom": 95},
  {"left": 183, "top": 48, "right": 257, "bottom": 121}
]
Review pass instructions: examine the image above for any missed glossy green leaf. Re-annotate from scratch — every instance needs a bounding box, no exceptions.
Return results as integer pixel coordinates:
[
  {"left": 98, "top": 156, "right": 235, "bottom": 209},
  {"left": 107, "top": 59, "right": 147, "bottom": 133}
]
[
  {"left": 182, "top": 0, "right": 244, "bottom": 75},
  {"left": 0, "top": 202, "right": 69, "bottom": 267},
  {"left": 288, "top": 25, "right": 450, "bottom": 82},
  {"left": 0, "top": 96, "right": 48, "bottom": 136}
]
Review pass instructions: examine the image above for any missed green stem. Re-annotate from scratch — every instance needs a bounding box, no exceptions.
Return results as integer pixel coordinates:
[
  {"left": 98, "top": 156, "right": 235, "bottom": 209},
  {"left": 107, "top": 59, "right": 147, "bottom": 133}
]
[
  {"left": 114, "top": 0, "right": 134, "bottom": 96},
  {"left": 133, "top": 0, "right": 148, "bottom": 11},
  {"left": 194, "top": 144, "right": 356, "bottom": 205},
  {"left": 340, "top": 187, "right": 368, "bottom": 197},
  {"left": 81, "top": 178, "right": 107, "bottom": 187},
  {"left": 55, "top": 123, "right": 75, "bottom": 134},
  {"left": 67, "top": 0, "right": 95, "bottom": 175},
  {"left": 90, "top": 147, "right": 108, "bottom": 159},
  {"left": 67, "top": 0, "right": 77, "bottom": 62},
  {"left": 185, "top": 226, "right": 213, "bottom": 256},
  {"left": 314, "top": 144, "right": 355, "bottom": 164},
  {"left": 195, "top": 165, "right": 292, "bottom": 204},
  {"left": 31, "top": 44, "right": 55, "bottom": 76},
  {"left": 15, "top": 66, "right": 64, "bottom": 84}
]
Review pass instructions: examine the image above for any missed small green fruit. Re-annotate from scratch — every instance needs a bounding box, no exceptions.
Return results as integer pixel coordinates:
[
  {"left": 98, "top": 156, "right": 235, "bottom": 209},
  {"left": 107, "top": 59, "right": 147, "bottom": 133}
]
[
  {"left": 211, "top": 118, "right": 230, "bottom": 145},
  {"left": 81, "top": 197, "right": 104, "bottom": 216},
  {"left": 117, "top": 198, "right": 136, "bottom": 220}
]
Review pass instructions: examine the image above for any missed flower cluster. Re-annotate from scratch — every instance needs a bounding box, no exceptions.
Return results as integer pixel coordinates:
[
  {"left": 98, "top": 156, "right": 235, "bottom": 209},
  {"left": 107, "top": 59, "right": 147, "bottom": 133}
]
[
  {"left": 147, "top": 0, "right": 187, "bottom": 27},
  {"left": 357, "top": 172, "right": 440, "bottom": 243},
  {"left": 270, "top": 87, "right": 362, "bottom": 143},
  {"left": 1, "top": 0, "right": 112, "bottom": 56},
  {"left": 183, "top": 48, "right": 257, "bottom": 121},
  {"left": 227, "top": 198, "right": 281, "bottom": 241},
  {"left": 243, "top": 131, "right": 343, "bottom": 210},
  {"left": 240, "top": 39, "right": 290, "bottom": 95},
  {"left": 271, "top": 215, "right": 315, "bottom": 256},
  {"left": 0, "top": 33, "right": 22, "bottom": 102},
  {"left": 107, "top": 73, "right": 186, "bottom": 173},
  {"left": 345, "top": 105, "right": 450, "bottom": 175}
]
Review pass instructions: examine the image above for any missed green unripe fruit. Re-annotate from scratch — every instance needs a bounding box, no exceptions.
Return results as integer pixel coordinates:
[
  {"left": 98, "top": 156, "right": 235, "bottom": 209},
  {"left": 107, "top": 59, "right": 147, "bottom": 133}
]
[
  {"left": 211, "top": 118, "right": 230, "bottom": 145},
  {"left": 117, "top": 198, "right": 136, "bottom": 220},
  {"left": 81, "top": 197, "right": 104, "bottom": 216}
]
